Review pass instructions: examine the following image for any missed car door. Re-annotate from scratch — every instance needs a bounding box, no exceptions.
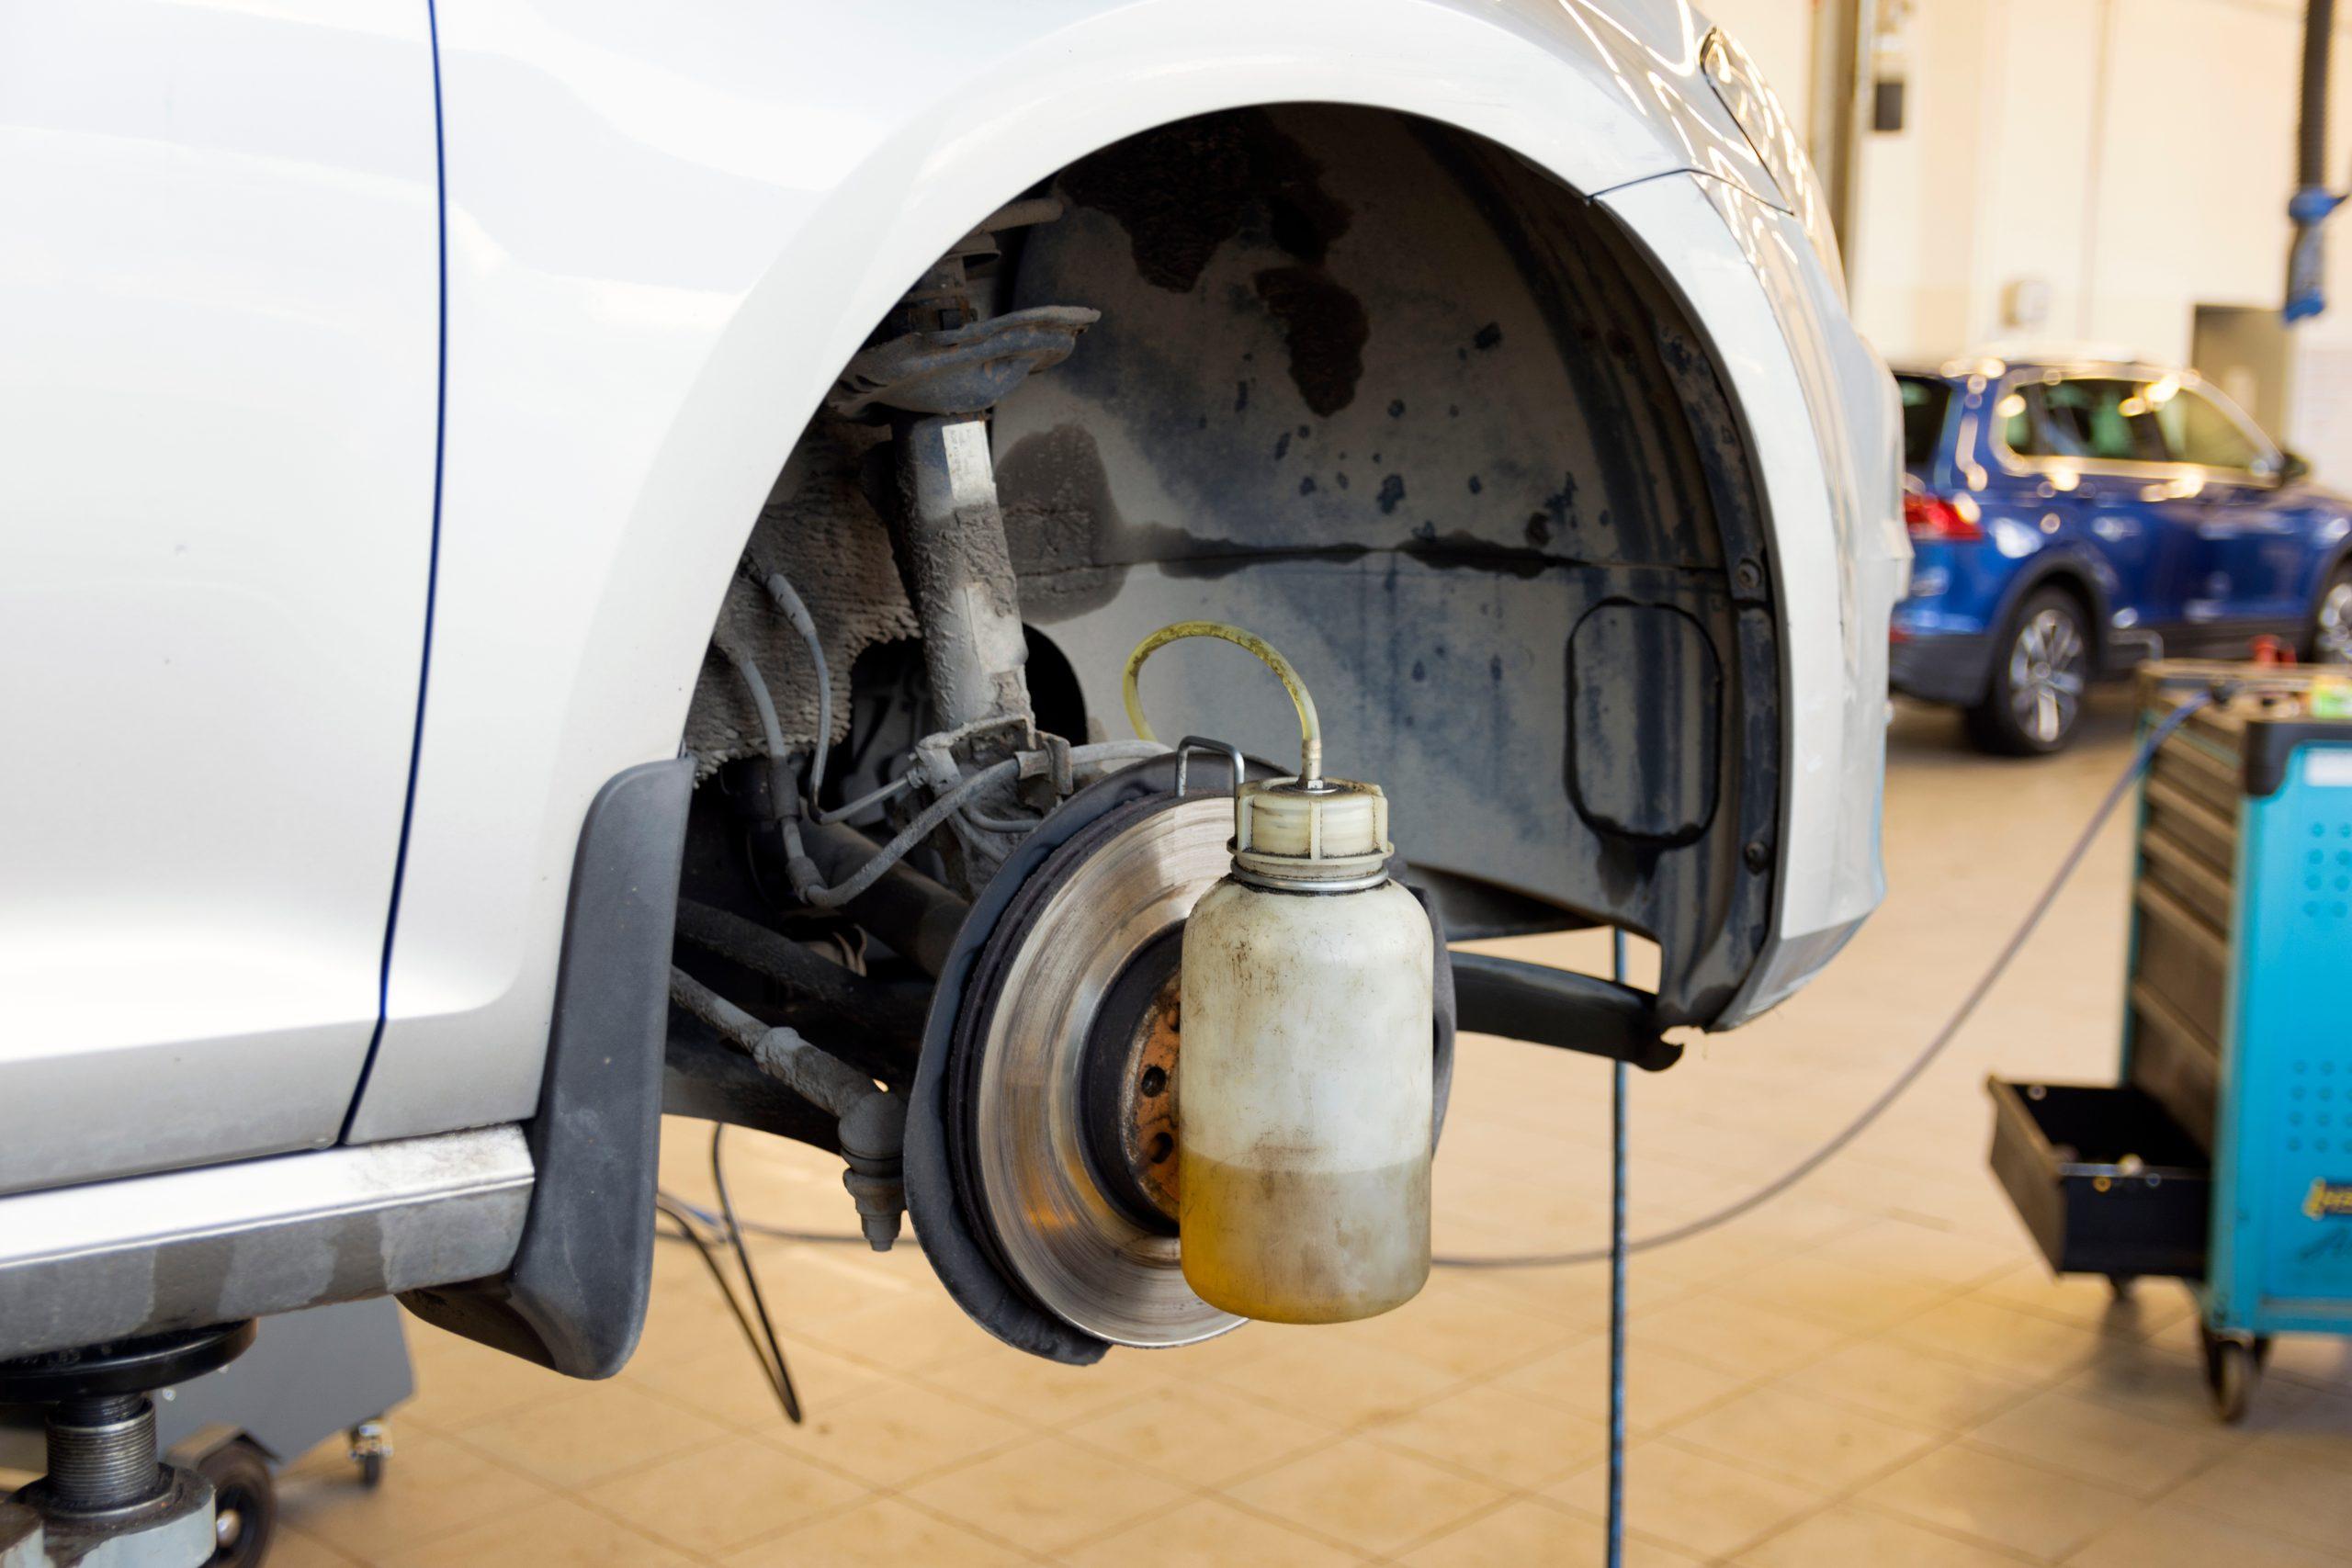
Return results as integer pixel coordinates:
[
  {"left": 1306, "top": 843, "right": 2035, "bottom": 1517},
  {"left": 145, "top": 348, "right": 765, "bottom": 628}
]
[
  {"left": 2148, "top": 380, "right": 2310, "bottom": 638},
  {"left": 0, "top": 1, "right": 441, "bottom": 1190},
  {"left": 2005, "top": 375, "right": 2183, "bottom": 638}
]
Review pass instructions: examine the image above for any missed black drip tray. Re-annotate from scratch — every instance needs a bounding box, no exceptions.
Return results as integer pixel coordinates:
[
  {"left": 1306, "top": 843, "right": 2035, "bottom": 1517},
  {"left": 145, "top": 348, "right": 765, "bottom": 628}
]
[{"left": 1986, "top": 1079, "right": 2211, "bottom": 1280}]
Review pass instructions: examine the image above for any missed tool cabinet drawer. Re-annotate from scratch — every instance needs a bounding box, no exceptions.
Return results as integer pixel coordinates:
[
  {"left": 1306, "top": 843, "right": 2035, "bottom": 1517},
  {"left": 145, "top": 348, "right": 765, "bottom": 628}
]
[
  {"left": 2132, "top": 881, "right": 2230, "bottom": 1043},
  {"left": 1988, "top": 1079, "right": 2210, "bottom": 1280}
]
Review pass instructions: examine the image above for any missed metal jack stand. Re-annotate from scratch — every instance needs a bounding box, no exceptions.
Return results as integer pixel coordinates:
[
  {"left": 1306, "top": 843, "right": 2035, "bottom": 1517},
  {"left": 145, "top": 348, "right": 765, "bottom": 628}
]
[{"left": 0, "top": 1323, "right": 253, "bottom": 1567}]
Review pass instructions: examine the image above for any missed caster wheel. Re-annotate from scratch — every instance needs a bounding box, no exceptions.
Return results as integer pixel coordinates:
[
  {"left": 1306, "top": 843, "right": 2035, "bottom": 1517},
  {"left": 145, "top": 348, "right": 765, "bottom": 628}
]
[
  {"left": 2199, "top": 1326, "right": 2266, "bottom": 1424},
  {"left": 195, "top": 1438, "right": 277, "bottom": 1568},
  {"left": 347, "top": 1420, "right": 391, "bottom": 1488}
]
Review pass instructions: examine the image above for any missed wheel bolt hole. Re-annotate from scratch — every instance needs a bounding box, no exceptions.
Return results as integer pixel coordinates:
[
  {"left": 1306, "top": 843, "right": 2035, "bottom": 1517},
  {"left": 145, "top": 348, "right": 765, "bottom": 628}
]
[
  {"left": 1147, "top": 1132, "right": 1174, "bottom": 1165},
  {"left": 1139, "top": 1066, "right": 1168, "bottom": 1097}
]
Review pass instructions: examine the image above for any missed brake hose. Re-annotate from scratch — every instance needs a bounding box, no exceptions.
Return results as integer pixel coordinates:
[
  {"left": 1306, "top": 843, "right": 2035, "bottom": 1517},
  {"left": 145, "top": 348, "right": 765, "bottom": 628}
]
[{"left": 1124, "top": 621, "right": 1323, "bottom": 785}]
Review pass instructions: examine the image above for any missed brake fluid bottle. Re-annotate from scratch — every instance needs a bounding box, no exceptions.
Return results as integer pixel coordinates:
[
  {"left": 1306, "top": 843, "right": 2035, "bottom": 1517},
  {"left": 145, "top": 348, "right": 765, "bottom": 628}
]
[{"left": 1178, "top": 774, "right": 1434, "bottom": 1323}]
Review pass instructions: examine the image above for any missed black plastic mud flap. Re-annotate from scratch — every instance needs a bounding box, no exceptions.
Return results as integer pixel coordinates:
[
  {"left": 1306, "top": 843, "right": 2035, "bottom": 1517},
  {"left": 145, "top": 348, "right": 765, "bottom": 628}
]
[{"left": 401, "top": 757, "right": 693, "bottom": 1377}]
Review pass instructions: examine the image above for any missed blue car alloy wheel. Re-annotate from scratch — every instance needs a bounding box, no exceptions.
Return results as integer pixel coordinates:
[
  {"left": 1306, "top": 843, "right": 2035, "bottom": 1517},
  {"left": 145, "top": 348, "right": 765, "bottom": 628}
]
[
  {"left": 1970, "top": 588, "right": 2091, "bottom": 755},
  {"left": 2315, "top": 567, "right": 2352, "bottom": 664}
]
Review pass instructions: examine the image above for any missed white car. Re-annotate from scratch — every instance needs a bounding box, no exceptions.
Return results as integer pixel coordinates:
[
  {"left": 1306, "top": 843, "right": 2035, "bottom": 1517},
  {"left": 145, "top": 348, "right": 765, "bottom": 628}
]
[{"left": 0, "top": 1, "right": 1901, "bottom": 1377}]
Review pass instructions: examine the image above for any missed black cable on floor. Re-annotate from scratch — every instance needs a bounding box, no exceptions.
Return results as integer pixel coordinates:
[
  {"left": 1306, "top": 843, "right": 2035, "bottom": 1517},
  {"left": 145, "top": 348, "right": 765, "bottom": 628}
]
[
  {"left": 711, "top": 1125, "right": 803, "bottom": 1423},
  {"left": 651, "top": 1130, "right": 804, "bottom": 1424}
]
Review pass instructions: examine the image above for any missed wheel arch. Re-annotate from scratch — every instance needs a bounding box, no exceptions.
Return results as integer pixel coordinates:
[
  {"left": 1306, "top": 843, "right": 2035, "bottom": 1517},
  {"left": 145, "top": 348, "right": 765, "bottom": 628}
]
[{"left": 361, "top": 2, "right": 1836, "bottom": 1139}]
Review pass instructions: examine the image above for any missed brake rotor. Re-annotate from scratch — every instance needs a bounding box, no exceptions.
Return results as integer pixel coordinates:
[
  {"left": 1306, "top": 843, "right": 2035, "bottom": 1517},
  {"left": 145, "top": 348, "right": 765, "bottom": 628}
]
[
  {"left": 952, "top": 791, "right": 1243, "bottom": 1348},
  {"left": 906, "top": 753, "right": 1454, "bottom": 1364}
]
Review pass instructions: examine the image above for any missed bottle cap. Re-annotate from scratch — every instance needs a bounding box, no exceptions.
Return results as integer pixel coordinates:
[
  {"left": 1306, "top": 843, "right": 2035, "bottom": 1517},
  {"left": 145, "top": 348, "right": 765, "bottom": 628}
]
[{"left": 1232, "top": 777, "right": 1392, "bottom": 892}]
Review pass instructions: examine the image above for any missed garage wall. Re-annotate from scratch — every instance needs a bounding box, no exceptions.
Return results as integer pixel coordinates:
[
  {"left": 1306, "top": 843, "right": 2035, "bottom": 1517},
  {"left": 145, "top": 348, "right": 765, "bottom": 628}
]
[{"left": 1700, "top": 0, "right": 2352, "bottom": 461}]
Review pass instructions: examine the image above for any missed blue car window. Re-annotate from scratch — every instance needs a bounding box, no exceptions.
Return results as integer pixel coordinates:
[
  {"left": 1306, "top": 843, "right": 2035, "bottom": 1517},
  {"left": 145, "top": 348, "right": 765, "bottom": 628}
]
[
  {"left": 2154, "top": 386, "right": 2264, "bottom": 472},
  {"left": 1897, "top": 376, "right": 1951, "bottom": 466},
  {"left": 2041, "top": 378, "right": 2163, "bottom": 464},
  {"left": 1995, "top": 387, "right": 2043, "bottom": 456}
]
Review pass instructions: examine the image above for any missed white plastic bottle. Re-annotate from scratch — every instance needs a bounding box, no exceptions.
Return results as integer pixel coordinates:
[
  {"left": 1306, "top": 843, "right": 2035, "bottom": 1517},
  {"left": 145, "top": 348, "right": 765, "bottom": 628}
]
[{"left": 1177, "top": 775, "right": 1434, "bottom": 1323}]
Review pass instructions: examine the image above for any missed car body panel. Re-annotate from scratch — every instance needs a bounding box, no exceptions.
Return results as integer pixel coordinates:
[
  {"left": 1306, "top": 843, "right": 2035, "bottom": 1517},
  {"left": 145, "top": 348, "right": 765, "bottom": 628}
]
[
  {"left": 1893, "top": 359, "right": 2352, "bottom": 708},
  {"left": 0, "top": 0, "right": 441, "bottom": 1192},
  {"left": 347, "top": 0, "right": 1879, "bottom": 1142},
  {"left": 0, "top": 0, "right": 1891, "bottom": 1218}
]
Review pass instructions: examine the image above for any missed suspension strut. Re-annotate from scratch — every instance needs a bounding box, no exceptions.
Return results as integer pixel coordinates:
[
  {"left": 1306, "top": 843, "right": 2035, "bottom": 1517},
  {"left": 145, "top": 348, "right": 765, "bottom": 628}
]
[{"left": 828, "top": 199, "right": 1097, "bottom": 886}]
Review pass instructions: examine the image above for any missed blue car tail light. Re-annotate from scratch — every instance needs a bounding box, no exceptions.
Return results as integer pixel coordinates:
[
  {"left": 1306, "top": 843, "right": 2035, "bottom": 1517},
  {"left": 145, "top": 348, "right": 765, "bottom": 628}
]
[{"left": 1904, "top": 491, "right": 1981, "bottom": 543}]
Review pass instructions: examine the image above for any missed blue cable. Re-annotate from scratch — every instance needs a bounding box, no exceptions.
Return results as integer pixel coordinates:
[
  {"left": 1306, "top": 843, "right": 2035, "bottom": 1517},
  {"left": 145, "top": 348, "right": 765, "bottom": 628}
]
[{"left": 1606, "top": 926, "right": 1628, "bottom": 1568}]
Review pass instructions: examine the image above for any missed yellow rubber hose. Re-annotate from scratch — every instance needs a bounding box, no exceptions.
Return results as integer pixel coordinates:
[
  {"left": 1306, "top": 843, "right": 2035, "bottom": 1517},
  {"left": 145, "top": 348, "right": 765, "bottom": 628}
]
[{"left": 1122, "top": 621, "right": 1322, "bottom": 785}]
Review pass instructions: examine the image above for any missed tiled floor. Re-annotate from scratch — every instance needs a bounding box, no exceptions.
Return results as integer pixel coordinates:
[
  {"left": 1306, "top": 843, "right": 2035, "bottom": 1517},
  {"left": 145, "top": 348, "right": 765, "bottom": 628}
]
[{"left": 263, "top": 689, "right": 2352, "bottom": 1565}]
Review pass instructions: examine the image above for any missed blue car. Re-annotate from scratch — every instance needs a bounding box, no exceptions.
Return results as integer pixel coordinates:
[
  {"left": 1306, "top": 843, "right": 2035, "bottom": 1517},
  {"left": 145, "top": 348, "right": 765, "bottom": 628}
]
[{"left": 1892, "top": 356, "right": 2352, "bottom": 752}]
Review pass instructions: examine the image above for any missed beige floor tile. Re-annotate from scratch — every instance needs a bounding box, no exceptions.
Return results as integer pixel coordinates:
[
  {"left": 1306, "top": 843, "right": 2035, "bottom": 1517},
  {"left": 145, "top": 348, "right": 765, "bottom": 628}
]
[
  {"left": 1399, "top": 1497, "right": 1702, "bottom": 1568},
  {"left": 1627, "top": 1292, "right": 1854, "bottom": 1379},
  {"left": 453, "top": 1380, "right": 731, "bottom": 1490},
  {"left": 275, "top": 1428, "right": 551, "bottom": 1562},
  {"left": 1059, "top": 1381, "right": 1337, "bottom": 1488},
  {"left": 1777, "top": 1336, "right": 2040, "bottom": 1432},
  {"left": 1330, "top": 1277, "right": 1582, "bottom": 1376},
  {"left": 1972, "top": 1266, "right": 2197, "bottom": 1341},
  {"left": 622, "top": 1343, "right": 801, "bottom": 1433},
  {"left": 1808, "top": 1217, "right": 2026, "bottom": 1290},
  {"left": 265, "top": 1528, "right": 364, "bottom": 1568},
  {"left": 1736, "top": 1503, "right": 2028, "bottom": 1568},
  {"left": 1545, "top": 1437, "right": 1831, "bottom": 1560},
  {"left": 2245, "top": 1386, "right": 2352, "bottom": 1465},
  {"left": 1368, "top": 1378, "right": 1608, "bottom": 1488},
  {"left": 1224, "top": 1433, "right": 1510, "bottom": 1556},
  {"left": 2064, "top": 1498, "right": 2352, "bottom": 1568},
  {"left": 1207, "top": 1332, "right": 1464, "bottom": 1428},
  {"left": 1057, "top": 1495, "right": 1361, "bottom": 1568},
  {"left": 595, "top": 1432, "right": 867, "bottom": 1557},
  {"left": 397, "top": 1326, "right": 578, "bottom": 1434},
  {"left": 1452, "top": 1257, "right": 1690, "bottom": 1327},
  {"left": 375, "top": 1495, "right": 695, "bottom": 1568},
  {"left": 2172, "top": 1447, "right": 2352, "bottom": 1554},
  {"left": 2262, "top": 1334, "right": 2352, "bottom": 1393},
  {"left": 1669, "top": 1384, "right": 1942, "bottom": 1492},
  {"left": 899, "top": 1434, "right": 1190, "bottom": 1556},
  {"left": 727, "top": 1241, "right": 922, "bottom": 1323},
  {"left": 626, "top": 1272, "right": 774, "bottom": 1371},
  {"left": 768, "top": 1376, "right": 1029, "bottom": 1487},
  {"left": 1492, "top": 1337, "right": 1747, "bottom": 1432},
  {"left": 1890, "top": 1294, "right": 2114, "bottom": 1379},
  {"left": 794, "top": 1291, "right": 1001, "bottom": 1371},
  {"left": 1859, "top": 1442, "right": 2139, "bottom": 1561},
  {"left": 1149, "top": 1321, "right": 1272, "bottom": 1381},
  {"left": 624, "top": 1335, "right": 883, "bottom": 1432},
  {"left": 1717, "top": 1254, "right": 1961, "bottom": 1336},
  {"left": 2061, "top": 1342, "right": 2253, "bottom": 1426},
  {"left": 723, "top": 1496, "right": 1030, "bottom": 1568},
  {"left": 918, "top": 1338, "right": 1172, "bottom": 1428},
  {"left": 1962, "top": 1386, "right": 2240, "bottom": 1497}
]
